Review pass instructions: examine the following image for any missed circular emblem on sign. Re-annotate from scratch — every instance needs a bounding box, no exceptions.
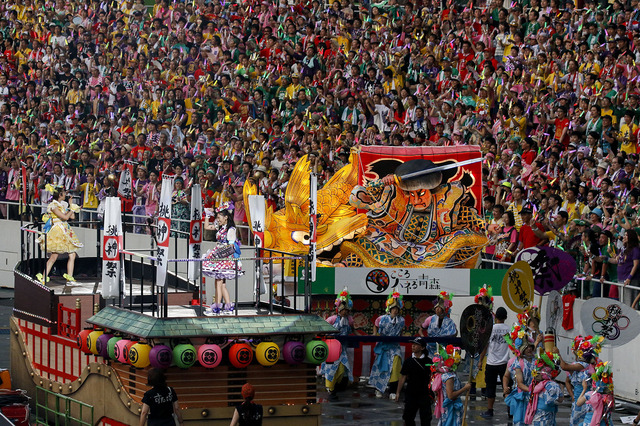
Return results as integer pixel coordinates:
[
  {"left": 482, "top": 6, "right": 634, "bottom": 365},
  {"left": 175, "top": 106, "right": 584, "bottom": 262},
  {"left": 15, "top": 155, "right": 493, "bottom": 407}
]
[
  {"left": 266, "top": 348, "right": 278, "bottom": 362},
  {"left": 190, "top": 222, "right": 201, "bottom": 242},
  {"left": 103, "top": 237, "right": 119, "bottom": 260},
  {"left": 202, "top": 349, "right": 218, "bottom": 366},
  {"left": 312, "top": 346, "right": 327, "bottom": 361},
  {"left": 157, "top": 218, "right": 170, "bottom": 245},
  {"left": 292, "top": 346, "right": 304, "bottom": 361},
  {"left": 129, "top": 348, "right": 138, "bottom": 364},
  {"left": 237, "top": 348, "right": 251, "bottom": 363},
  {"left": 181, "top": 349, "right": 195, "bottom": 365},
  {"left": 114, "top": 344, "right": 120, "bottom": 359},
  {"left": 158, "top": 350, "right": 171, "bottom": 363},
  {"left": 366, "top": 269, "right": 390, "bottom": 293}
]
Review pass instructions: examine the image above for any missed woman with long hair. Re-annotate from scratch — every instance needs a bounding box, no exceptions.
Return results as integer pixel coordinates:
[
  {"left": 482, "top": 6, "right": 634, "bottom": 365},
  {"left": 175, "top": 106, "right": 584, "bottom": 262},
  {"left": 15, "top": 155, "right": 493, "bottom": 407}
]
[
  {"left": 36, "top": 186, "right": 83, "bottom": 285},
  {"left": 202, "top": 203, "right": 243, "bottom": 315}
]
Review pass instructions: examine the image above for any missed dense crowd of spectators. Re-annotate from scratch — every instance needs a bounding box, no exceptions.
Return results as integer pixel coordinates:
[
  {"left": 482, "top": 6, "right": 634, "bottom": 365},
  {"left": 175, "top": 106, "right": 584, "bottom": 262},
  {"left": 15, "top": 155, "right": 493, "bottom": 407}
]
[{"left": 1, "top": 0, "right": 640, "bottom": 304}]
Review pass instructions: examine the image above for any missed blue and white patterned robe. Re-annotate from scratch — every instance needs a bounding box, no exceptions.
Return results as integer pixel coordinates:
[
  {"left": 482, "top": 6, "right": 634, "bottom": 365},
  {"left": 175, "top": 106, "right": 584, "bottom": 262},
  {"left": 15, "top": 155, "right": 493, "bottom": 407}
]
[
  {"left": 440, "top": 371, "right": 463, "bottom": 426},
  {"left": 424, "top": 314, "right": 458, "bottom": 358},
  {"left": 582, "top": 391, "right": 614, "bottom": 426},
  {"left": 530, "top": 380, "right": 563, "bottom": 426},
  {"left": 369, "top": 314, "right": 405, "bottom": 393},
  {"left": 570, "top": 362, "right": 592, "bottom": 426},
  {"left": 504, "top": 357, "right": 534, "bottom": 426},
  {"left": 320, "top": 315, "right": 354, "bottom": 383}
]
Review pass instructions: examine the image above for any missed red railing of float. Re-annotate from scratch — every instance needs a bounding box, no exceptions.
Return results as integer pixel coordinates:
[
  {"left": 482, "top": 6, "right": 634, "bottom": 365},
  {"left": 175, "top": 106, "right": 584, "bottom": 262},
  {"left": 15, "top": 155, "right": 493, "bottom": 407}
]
[
  {"left": 18, "top": 319, "right": 100, "bottom": 383},
  {"left": 57, "top": 304, "right": 81, "bottom": 339}
]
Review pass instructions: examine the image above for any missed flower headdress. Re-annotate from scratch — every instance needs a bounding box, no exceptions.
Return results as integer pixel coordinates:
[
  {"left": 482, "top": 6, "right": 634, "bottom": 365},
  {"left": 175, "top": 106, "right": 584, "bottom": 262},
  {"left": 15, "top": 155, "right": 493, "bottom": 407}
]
[
  {"left": 435, "top": 291, "right": 453, "bottom": 315},
  {"left": 591, "top": 361, "right": 614, "bottom": 394},
  {"left": 571, "top": 335, "right": 604, "bottom": 362},
  {"left": 517, "top": 305, "right": 540, "bottom": 327},
  {"left": 216, "top": 200, "right": 235, "bottom": 214},
  {"left": 334, "top": 287, "right": 353, "bottom": 313},
  {"left": 430, "top": 344, "right": 462, "bottom": 373},
  {"left": 504, "top": 323, "right": 534, "bottom": 357},
  {"left": 474, "top": 285, "right": 494, "bottom": 310},
  {"left": 532, "top": 351, "right": 561, "bottom": 381},
  {"left": 385, "top": 290, "right": 403, "bottom": 313}
]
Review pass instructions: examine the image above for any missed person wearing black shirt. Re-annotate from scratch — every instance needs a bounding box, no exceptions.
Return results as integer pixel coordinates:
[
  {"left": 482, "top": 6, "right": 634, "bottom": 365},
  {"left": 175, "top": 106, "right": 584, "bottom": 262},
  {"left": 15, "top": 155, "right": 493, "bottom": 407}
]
[
  {"left": 395, "top": 337, "right": 433, "bottom": 426},
  {"left": 230, "top": 382, "right": 263, "bottom": 426},
  {"left": 139, "top": 368, "right": 183, "bottom": 426}
]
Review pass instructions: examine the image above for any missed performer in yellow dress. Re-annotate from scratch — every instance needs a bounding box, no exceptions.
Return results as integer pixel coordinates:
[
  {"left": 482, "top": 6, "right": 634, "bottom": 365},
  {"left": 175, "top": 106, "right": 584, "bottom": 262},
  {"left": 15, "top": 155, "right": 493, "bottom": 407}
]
[{"left": 36, "top": 185, "right": 83, "bottom": 285}]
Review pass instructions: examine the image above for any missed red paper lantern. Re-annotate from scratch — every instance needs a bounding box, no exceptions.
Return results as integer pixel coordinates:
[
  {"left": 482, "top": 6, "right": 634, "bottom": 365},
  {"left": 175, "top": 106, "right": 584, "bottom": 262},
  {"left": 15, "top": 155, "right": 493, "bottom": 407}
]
[
  {"left": 77, "top": 329, "right": 92, "bottom": 354},
  {"left": 325, "top": 339, "right": 342, "bottom": 363},
  {"left": 228, "top": 342, "right": 253, "bottom": 368}
]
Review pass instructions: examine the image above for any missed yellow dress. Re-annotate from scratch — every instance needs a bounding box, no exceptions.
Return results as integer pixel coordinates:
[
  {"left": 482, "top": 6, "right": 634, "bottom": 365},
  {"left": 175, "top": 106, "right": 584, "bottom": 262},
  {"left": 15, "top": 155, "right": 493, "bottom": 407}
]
[{"left": 39, "top": 200, "right": 83, "bottom": 254}]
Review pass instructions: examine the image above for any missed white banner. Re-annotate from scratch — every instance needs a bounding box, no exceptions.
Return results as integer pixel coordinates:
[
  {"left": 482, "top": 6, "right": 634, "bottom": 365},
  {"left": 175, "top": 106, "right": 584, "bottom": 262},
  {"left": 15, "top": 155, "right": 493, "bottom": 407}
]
[
  {"left": 101, "top": 197, "right": 123, "bottom": 299},
  {"left": 188, "top": 184, "right": 202, "bottom": 281},
  {"left": 155, "top": 175, "right": 174, "bottom": 287},
  {"left": 248, "top": 195, "right": 266, "bottom": 295},
  {"left": 334, "top": 267, "right": 471, "bottom": 296},
  {"left": 309, "top": 173, "right": 317, "bottom": 282},
  {"left": 117, "top": 162, "right": 134, "bottom": 199}
]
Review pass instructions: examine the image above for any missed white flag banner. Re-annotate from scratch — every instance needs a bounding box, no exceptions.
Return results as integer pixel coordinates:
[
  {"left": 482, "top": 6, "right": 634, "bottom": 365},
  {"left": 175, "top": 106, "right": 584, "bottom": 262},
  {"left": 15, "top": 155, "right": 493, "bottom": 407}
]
[
  {"left": 117, "top": 162, "right": 134, "bottom": 200},
  {"left": 248, "top": 195, "right": 266, "bottom": 295},
  {"left": 156, "top": 175, "right": 174, "bottom": 287},
  {"left": 188, "top": 184, "right": 203, "bottom": 281},
  {"left": 102, "top": 197, "right": 123, "bottom": 298},
  {"left": 309, "top": 174, "right": 317, "bottom": 282}
]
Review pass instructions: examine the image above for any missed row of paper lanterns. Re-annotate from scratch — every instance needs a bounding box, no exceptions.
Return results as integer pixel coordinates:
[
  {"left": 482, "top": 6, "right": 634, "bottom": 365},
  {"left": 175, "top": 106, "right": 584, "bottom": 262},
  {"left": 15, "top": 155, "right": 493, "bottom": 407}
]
[{"left": 77, "top": 329, "right": 342, "bottom": 369}]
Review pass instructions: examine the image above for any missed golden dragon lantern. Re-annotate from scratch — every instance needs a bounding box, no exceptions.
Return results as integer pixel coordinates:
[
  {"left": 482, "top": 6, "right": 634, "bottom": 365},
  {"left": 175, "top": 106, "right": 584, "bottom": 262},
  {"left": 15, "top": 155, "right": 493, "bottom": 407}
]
[{"left": 243, "top": 146, "right": 487, "bottom": 269}]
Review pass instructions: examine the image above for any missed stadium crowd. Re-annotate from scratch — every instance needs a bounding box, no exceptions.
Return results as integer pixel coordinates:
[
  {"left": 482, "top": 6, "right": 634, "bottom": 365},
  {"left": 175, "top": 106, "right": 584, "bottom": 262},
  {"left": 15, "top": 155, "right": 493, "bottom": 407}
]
[{"left": 0, "top": 0, "right": 640, "bottom": 304}]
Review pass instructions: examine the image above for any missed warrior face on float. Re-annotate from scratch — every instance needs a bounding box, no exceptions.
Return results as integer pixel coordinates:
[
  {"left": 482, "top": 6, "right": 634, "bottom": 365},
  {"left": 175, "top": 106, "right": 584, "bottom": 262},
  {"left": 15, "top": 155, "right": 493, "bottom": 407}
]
[{"left": 395, "top": 159, "right": 444, "bottom": 212}]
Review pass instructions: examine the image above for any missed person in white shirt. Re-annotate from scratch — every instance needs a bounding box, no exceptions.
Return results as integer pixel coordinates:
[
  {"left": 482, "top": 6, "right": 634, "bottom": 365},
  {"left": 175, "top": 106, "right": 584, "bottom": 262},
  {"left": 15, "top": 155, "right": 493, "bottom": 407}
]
[{"left": 479, "top": 307, "right": 511, "bottom": 418}]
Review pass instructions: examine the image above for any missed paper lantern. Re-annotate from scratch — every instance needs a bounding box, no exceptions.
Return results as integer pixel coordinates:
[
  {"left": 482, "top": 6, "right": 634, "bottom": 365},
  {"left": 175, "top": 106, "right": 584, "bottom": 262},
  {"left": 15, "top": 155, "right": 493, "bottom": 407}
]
[
  {"left": 173, "top": 344, "right": 197, "bottom": 369},
  {"left": 325, "top": 339, "right": 342, "bottom": 363},
  {"left": 96, "top": 333, "right": 113, "bottom": 358},
  {"left": 255, "top": 342, "right": 280, "bottom": 367},
  {"left": 77, "top": 329, "right": 92, "bottom": 354},
  {"left": 114, "top": 339, "right": 132, "bottom": 363},
  {"left": 149, "top": 344, "right": 173, "bottom": 369},
  {"left": 107, "top": 336, "right": 122, "bottom": 360},
  {"left": 197, "top": 344, "right": 222, "bottom": 369},
  {"left": 129, "top": 343, "right": 152, "bottom": 369},
  {"left": 283, "top": 341, "right": 305, "bottom": 365},
  {"left": 305, "top": 340, "right": 328, "bottom": 364},
  {"left": 87, "top": 330, "right": 104, "bottom": 355},
  {"left": 229, "top": 342, "right": 253, "bottom": 368}
]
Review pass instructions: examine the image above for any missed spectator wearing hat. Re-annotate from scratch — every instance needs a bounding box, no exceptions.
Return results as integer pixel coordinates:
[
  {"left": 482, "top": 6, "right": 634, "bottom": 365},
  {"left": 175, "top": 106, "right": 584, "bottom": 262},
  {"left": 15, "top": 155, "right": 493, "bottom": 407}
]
[
  {"left": 394, "top": 337, "right": 432, "bottom": 426},
  {"left": 230, "top": 383, "right": 263, "bottom": 426}
]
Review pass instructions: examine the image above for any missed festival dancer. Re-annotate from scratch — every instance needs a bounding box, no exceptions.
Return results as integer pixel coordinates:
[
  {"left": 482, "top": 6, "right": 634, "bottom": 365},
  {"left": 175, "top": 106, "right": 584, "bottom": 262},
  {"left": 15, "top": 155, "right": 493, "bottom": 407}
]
[
  {"left": 525, "top": 351, "right": 564, "bottom": 425},
  {"left": 576, "top": 361, "right": 615, "bottom": 426},
  {"left": 430, "top": 344, "right": 470, "bottom": 426},
  {"left": 503, "top": 323, "right": 535, "bottom": 426},
  {"left": 36, "top": 185, "right": 83, "bottom": 286},
  {"left": 420, "top": 291, "right": 458, "bottom": 357},
  {"left": 370, "top": 291, "right": 405, "bottom": 399},
  {"left": 470, "top": 285, "right": 494, "bottom": 399},
  {"left": 557, "top": 335, "right": 604, "bottom": 426},
  {"left": 320, "top": 287, "right": 354, "bottom": 402},
  {"left": 202, "top": 201, "right": 243, "bottom": 315}
]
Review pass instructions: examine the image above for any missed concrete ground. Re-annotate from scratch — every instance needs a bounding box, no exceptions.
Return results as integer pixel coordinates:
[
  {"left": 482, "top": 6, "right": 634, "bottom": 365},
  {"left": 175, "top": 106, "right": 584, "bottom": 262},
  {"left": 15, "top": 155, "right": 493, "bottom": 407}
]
[
  {"left": 317, "top": 381, "right": 632, "bottom": 425},
  {"left": 0, "top": 288, "right": 636, "bottom": 425}
]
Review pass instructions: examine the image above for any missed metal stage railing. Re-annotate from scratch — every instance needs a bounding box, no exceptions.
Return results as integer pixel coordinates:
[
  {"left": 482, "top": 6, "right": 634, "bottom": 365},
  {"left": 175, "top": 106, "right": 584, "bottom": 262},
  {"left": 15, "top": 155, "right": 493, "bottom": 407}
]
[{"left": 18, "top": 216, "right": 311, "bottom": 319}]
